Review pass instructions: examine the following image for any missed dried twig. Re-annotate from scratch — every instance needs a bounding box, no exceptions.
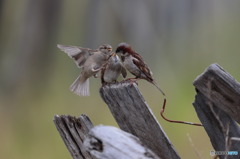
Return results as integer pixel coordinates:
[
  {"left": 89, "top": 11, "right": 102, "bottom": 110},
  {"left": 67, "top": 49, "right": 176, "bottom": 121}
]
[{"left": 160, "top": 98, "right": 203, "bottom": 126}]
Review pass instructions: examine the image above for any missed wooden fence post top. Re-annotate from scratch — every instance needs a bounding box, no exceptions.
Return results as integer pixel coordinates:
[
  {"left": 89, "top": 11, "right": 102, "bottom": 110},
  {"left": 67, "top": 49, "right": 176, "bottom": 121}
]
[
  {"left": 193, "top": 63, "right": 240, "bottom": 124},
  {"left": 193, "top": 63, "right": 240, "bottom": 158},
  {"left": 100, "top": 81, "right": 180, "bottom": 159}
]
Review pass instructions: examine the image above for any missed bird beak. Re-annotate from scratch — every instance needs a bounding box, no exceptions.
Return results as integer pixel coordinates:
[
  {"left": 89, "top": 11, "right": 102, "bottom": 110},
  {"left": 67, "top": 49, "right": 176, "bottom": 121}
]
[
  {"left": 108, "top": 48, "right": 112, "bottom": 52},
  {"left": 115, "top": 51, "right": 120, "bottom": 55},
  {"left": 115, "top": 47, "right": 120, "bottom": 53},
  {"left": 107, "top": 52, "right": 115, "bottom": 60},
  {"left": 110, "top": 52, "right": 116, "bottom": 57},
  {"left": 115, "top": 49, "right": 122, "bottom": 55}
]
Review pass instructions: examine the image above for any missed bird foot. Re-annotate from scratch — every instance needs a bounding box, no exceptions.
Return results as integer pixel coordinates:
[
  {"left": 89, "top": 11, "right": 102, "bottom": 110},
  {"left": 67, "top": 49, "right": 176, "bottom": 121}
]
[
  {"left": 101, "top": 81, "right": 118, "bottom": 87},
  {"left": 94, "top": 74, "right": 98, "bottom": 78},
  {"left": 122, "top": 78, "right": 139, "bottom": 86}
]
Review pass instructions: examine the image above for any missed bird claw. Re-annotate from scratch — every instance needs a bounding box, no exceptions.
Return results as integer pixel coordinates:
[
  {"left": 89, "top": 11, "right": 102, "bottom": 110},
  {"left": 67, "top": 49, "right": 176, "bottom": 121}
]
[
  {"left": 121, "top": 78, "right": 138, "bottom": 86},
  {"left": 102, "top": 81, "right": 118, "bottom": 87},
  {"left": 130, "top": 80, "right": 138, "bottom": 86},
  {"left": 94, "top": 74, "right": 99, "bottom": 78}
]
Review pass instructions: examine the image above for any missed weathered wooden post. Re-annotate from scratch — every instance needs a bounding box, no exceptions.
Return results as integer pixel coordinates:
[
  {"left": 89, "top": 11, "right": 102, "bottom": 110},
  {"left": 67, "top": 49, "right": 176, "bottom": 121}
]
[
  {"left": 99, "top": 82, "right": 180, "bottom": 159},
  {"left": 54, "top": 114, "right": 163, "bottom": 159},
  {"left": 193, "top": 64, "right": 240, "bottom": 159},
  {"left": 54, "top": 115, "right": 96, "bottom": 159},
  {"left": 54, "top": 63, "right": 240, "bottom": 159},
  {"left": 53, "top": 81, "right": 180, "bottom": 159}
]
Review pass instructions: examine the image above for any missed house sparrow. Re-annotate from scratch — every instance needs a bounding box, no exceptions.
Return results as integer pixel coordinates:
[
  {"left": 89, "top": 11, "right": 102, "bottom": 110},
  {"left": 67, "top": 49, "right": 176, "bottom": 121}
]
[
  {"left": 101, "top": 53, "right": 127, "bottom": 84},
  {"left": 57, "top": 44, "right": 113, "bottom": 96},
  {"left": 116, "top": 42, "right": 165, "bottom": 96}
]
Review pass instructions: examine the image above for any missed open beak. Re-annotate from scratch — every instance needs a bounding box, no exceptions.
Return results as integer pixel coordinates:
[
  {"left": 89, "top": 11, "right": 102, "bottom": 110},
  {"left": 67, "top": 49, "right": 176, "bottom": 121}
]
[
  {"left": 107, "top": 52, "right": 115, "bottom": 60},
  {"left": 110, "top": 52, "right": 116, "bottom": 57},
  {"left": 115, "top": 50, "right": 122, "bottom": 56},
  {"left": 107, "top": 48, "right": 112, "bottom": 52}
]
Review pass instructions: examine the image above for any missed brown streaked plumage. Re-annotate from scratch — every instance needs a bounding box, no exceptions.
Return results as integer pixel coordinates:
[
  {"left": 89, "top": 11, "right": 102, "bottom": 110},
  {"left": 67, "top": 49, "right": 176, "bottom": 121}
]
[{"left": 116, "top": 42, "right": 165, "bottom": 96}]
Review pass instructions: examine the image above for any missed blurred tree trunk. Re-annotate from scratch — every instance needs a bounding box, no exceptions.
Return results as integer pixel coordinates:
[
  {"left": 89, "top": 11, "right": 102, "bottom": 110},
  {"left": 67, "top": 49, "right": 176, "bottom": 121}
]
[
  {"left": 84, "top": 0, "right": 157, "bottom": 55},
  {"left": 0, "top": 0, "right": 4, "bottom": 54},
  {"left": 84, "top": 0, "right": 102, "bottom": 48},
  {"left": 84, "top": 0, "right": 215, "bottom": 65},
  {"left": 0, "top": 0, "right": 3, "bottom": 21},
  {"left": 4, "top": 0, "right": 62, "bottom": 96}
]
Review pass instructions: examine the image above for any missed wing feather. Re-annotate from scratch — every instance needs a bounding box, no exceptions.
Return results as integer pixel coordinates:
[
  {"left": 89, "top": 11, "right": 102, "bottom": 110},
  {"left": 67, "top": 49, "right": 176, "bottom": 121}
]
[
  {"left": 57, "top": 44, "right": 94, "bottom": 68},
  {"left": 132, "top": 53, "right": 153, "bottom": 81},
  {"left": 120, "top": 64, "right": 127, "bottom": 78}
]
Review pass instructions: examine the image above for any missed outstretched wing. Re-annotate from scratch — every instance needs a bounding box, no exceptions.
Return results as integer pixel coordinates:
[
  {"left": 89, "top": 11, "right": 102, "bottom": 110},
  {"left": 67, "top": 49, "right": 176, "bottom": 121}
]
[
  {"left": 132, "top": 52, "right": 153, "bottom": 81},
  {"left": 57, "top": 44, "right": 95, "bottom": 68}
]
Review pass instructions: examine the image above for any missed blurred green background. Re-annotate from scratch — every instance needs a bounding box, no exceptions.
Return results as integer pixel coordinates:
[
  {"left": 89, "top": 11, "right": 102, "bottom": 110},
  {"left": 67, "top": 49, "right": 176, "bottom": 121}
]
[{"left": 1, "top": 0, "right": 240, "bottom": 158}]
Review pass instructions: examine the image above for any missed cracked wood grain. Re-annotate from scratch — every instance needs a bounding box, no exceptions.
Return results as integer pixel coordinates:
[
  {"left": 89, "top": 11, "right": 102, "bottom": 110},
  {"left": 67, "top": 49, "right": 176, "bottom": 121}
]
[
  {"left": 193, "top": 63, "right": 240, "bottom": 123},
  {"left": 53, "top": 115, "right": 96, "bottom": 159},
  {"left": 99, "top": 82, "right": 180, "bottom": 159},
  {"left": 193, "top": 64, "right": 240, "bottom": 159}
]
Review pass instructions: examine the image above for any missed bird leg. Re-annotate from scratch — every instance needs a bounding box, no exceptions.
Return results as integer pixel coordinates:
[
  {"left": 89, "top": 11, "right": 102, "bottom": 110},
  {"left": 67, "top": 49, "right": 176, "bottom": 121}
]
[{"left": 122, "top": 77, "right": 139, "bottom": 85}]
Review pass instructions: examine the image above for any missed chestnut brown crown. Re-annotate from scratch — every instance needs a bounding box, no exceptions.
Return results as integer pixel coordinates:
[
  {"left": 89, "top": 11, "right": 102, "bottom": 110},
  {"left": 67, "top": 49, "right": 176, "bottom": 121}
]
[{"left": 115, "top": 42, "right": 131, "bottom": 54}]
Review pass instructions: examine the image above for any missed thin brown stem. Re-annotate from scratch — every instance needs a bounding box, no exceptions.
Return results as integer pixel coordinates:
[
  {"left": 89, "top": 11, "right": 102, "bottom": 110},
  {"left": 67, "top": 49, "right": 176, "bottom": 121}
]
[{"left": 160, "top": 98, "right": 203, "bottom": 126}]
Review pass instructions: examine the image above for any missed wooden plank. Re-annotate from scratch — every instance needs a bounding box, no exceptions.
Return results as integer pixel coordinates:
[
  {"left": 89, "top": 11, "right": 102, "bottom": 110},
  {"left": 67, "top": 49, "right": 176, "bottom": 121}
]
[
  {"left": 193, "top": 92, "right": 240, "bottom": 159},
  {"left": 84, "top": 125, "right": 161, "bottom": 159},
  {"left": 99, "top": 82, "right": 180, "bottom": 159},
  {"left": 193, "top": 63, "right": 240, "bottom": 123},
  {"left": 53, "top": 115, "right": 96, "bottom": 159},
  {"left": 193, "top": 64, "right": 240, "bottom": 159}
]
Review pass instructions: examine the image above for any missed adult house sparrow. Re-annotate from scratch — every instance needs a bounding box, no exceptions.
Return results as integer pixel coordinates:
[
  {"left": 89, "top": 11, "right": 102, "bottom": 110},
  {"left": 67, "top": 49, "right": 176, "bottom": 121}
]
[
  {"left": 116, "top": 42, "right": 165, "bottom": 96},
  {"left": 57, "top": 44, "right": 113, "bottom": 96},
  {"left": 101, "top": 53, "right": 127, "bottom": 84}
]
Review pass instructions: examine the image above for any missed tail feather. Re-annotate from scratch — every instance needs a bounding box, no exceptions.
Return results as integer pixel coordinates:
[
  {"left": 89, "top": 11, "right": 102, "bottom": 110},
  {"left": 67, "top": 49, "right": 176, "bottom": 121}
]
[
  {"left": 151, "top": 80, "right": 165, "bottom": 96},
  {"left": 70, "top": 75, "right": 90, "bottom": 96}
]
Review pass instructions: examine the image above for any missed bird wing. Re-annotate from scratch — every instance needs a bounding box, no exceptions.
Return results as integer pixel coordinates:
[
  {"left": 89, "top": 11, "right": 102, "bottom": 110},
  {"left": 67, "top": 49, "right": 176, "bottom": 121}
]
[
  {"left": 120, "top": 63, "right": 127, "bottom": 78},
  {"left": 132, "top": 53, "right": 153, "bottom": 80},
  {"left": 100, "top": 64, "right": 107, "bottom": 84},
  {"left": 57, "top": 44, "right": 96, "bottom": 68}
]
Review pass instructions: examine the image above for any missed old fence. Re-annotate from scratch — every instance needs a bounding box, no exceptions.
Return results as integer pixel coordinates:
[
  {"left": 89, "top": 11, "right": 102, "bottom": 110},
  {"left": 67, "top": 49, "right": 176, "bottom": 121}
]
[{"left": 54, "top": 63, "right": 240, "bottom": 159}]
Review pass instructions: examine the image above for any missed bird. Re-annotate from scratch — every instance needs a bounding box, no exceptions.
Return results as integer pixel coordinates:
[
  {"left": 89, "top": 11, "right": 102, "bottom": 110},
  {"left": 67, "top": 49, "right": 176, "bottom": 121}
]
[
  {"left": 57, "top": 44, "right": 113, "bottom": 96},
  {"left": 101, "top": 53, "right": 127, "bottom": 85},
  {"left": 115, "top": 42, "right": 165, "bottom": 96}
]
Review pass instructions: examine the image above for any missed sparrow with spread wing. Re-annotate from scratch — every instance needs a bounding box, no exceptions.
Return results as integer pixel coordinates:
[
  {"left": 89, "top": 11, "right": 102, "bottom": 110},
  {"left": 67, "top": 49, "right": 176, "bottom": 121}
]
[{"left": 57, "top": 44, "right": 113, "bottom": 96}]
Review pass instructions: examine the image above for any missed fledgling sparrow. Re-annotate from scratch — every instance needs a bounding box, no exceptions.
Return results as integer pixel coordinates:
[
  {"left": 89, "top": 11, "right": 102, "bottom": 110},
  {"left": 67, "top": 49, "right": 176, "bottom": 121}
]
[
  {"left": 57, "top": 44, "right": 113, "bottom": 96},
  {"left": 116, "top": 42, "right": 165, "bottom": 96},
  {"left": 101, "top": 53, "right": 127, "bottom": 84}
]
